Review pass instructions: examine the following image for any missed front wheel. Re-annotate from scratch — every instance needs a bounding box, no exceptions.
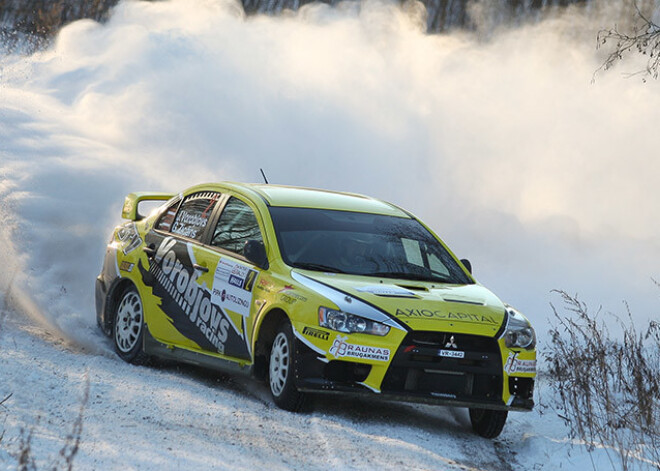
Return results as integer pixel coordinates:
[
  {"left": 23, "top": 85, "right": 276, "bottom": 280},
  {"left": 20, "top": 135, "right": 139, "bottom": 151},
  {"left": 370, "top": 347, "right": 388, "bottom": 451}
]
[
  {"left": 469, "top": 408, "right": 508, "bottom": 438},
  {"left": 268, "top": 322, "right": 306, "bottom": 411},
  {"left": 113, "top": 285, "right": 149, "bottom": 365}
]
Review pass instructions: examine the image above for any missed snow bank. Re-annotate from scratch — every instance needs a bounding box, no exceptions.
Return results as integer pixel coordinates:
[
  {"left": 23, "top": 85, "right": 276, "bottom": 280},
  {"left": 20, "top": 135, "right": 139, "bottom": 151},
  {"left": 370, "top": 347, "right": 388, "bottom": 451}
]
[{"left": 0, "top": 0, "right": 658, "bottom": 350}]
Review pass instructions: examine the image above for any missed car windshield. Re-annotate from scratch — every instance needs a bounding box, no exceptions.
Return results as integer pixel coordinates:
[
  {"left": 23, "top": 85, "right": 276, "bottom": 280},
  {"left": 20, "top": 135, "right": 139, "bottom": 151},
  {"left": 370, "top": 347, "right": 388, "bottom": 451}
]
[{"left": 268, "top": 207, "right": 473, "bottom": 284}]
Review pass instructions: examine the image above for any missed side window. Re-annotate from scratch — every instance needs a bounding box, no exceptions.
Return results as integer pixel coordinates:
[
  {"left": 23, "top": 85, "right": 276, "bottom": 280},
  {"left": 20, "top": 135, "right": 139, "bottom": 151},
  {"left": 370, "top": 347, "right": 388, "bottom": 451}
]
[
  {"left": 211, "top": 197, "right": 262, "bottom": 255},
  {"left": 169, "top": 192, "right": 221, "bottom": 240},
  {"left": 155, "top": 200, "right": 180, "bottom": 232}
]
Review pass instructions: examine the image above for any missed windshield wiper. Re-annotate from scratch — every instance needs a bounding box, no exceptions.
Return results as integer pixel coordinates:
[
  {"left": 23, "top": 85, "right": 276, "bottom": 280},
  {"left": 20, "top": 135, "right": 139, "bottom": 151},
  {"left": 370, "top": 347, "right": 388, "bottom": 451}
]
[
  {"left": 292, "top": 262, "right": 344, "bottom": 273},
  {"left": 369, "top": 271, "right": 452, "bottom": 283}
]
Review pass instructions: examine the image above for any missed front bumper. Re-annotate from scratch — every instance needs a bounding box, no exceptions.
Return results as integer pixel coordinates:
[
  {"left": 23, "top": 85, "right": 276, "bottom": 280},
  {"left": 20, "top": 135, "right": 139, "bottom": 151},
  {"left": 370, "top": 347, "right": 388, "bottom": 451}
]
[{"left": 293, "top": 331, "right": 535, "bottom": 411}]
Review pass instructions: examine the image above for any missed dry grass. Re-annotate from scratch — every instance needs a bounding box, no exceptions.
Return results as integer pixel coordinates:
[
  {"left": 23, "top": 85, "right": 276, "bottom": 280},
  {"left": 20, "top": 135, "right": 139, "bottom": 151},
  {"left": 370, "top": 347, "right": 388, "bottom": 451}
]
[
  {"left": 3, "top": 377, "right": 89, "bottom": 471},
  {"left": 547, "top": 290, "right": 660, "bottom": 471}
]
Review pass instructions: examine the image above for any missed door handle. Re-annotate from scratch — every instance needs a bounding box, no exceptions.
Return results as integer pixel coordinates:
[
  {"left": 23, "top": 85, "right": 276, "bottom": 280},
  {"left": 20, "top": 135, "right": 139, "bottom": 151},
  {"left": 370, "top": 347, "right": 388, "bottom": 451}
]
[{"left": 193, "top": 263, "right": 209, "bottom": 273}]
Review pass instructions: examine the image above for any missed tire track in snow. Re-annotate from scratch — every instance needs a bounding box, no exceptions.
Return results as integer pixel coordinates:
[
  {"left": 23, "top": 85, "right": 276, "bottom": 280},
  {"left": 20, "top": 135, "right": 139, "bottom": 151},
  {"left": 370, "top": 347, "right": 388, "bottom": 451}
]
[{"left": 309, "top": 415, "right": 346, "bottom": 469}]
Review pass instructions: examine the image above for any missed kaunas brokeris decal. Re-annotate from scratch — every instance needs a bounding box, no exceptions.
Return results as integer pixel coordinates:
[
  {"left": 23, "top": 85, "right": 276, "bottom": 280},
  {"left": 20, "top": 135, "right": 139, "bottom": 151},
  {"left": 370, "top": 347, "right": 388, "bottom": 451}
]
[{"left": 139, "top": 236, "right": 250, "bottom": 359}]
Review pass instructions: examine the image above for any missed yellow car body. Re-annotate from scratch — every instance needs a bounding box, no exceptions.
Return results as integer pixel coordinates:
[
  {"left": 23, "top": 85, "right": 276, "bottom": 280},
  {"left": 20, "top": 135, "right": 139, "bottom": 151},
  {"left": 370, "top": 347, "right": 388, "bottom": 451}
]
[{"left": 96, "top": 182, "right": 536, "bottom": 438}]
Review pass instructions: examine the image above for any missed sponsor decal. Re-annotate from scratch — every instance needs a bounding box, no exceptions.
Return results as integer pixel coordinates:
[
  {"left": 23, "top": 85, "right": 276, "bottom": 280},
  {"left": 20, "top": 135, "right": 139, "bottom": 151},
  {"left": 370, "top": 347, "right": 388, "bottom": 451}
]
[
  {"left": 117, "top": 222, "right": 142, "bottom": 255},
  {"left": 256, "top": 278, "right": 272, "bottom": 293},
  {"left": 138, "top": 236, "right": 249, "bottom": 359},
  {"left": 438, "top": 349, "right": 465, "bottom": 359},
  {"left": 356, "top": 285, "right": 416, "bottom": 297},
  {"left": 395, "top": 308, "right": 498, "bottom": 325},
  {"left": 302, "top": 327, "right": 329, "bottom": 341},
  {"left": 280, "top": 293, "right": 308, "bottom": 304},
  {"left": 119, "top": 261, "right": 135, "bottom": 273},
  {"left": 212, "top": 259, "right": 258, "bottom": 317},
  {"left": 280, "top": 294, "right": 296, "bottom": 304},
  {"left": 329, "top": 335, "right": 391, "bottom": 362},
  {"left": 277, "top": 284, "right": 307, "bottom": 303},
  {"left": 504, "top": 352, "right": 537, "bottom": 375}
]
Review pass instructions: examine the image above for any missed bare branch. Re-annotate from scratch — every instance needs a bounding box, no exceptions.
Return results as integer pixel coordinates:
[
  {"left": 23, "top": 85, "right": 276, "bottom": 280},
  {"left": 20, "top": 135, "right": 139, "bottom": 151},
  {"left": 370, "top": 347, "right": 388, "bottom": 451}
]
[
  {"left": 0, "top": 393, "right": 12, "bottom": 408},
  {"left": 595, "top": 0, "right": 660, "bottom": 80}
]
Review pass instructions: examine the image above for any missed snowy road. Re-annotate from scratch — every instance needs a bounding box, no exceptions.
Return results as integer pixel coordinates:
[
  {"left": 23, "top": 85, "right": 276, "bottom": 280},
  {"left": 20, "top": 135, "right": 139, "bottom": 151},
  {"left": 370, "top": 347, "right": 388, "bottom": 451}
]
[
  {"left": 2, "top": 312, "right": 640, "bottom": 471},
  {"left": 0, "top": 315, "right": 556, "bottom": 471}
]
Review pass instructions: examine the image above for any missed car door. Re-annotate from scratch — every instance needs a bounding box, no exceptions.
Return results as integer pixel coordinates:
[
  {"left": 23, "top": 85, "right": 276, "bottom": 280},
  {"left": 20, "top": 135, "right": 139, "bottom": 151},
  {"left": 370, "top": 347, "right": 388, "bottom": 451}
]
[
  {"left": 141, "top": 191, "right": 226, "bottom": 352},
  {"left": 203, "top": 195, "right": 266, "bottom": 361}
]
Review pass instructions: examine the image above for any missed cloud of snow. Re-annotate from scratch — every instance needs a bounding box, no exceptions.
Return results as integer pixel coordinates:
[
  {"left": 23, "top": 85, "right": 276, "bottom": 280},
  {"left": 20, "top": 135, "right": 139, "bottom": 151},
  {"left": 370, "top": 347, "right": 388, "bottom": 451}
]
[{"left": 0, "top": 0, "right": 658, "bottom": 348}]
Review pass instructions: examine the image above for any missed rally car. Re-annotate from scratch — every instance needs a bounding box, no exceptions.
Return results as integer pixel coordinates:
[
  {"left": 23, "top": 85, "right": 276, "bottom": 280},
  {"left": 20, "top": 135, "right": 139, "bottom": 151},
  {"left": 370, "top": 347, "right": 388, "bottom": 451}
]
[{"left": 96, "top": 182, "right": 536, "bottom": 438}]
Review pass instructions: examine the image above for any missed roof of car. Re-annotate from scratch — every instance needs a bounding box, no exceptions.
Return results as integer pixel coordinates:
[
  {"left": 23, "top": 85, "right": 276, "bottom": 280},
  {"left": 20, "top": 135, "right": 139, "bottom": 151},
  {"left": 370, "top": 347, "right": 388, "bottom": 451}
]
[{"left": 224, "top": 183, "right": 411, "bottom": 218}]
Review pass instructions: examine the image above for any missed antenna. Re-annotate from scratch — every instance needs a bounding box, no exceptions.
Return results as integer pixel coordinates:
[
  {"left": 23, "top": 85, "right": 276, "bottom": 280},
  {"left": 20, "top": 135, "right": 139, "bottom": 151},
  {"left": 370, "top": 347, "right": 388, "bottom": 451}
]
[{"left": 260, "top": 168, "right": 269, "bottom": 184}]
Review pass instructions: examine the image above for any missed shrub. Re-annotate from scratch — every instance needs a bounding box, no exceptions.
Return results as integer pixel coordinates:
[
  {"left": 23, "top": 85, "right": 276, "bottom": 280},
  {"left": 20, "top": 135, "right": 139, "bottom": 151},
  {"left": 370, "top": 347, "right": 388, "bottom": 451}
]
[{"left": 546, "top": 290, "right": 660, "bottom": 471}]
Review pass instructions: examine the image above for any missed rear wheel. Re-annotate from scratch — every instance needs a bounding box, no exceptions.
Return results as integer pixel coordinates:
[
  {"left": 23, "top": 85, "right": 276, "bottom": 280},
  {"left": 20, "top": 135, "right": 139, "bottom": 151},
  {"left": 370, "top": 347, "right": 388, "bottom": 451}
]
[
  {"left": 469, "top": 408, "right": 508, "bottom": 438},
  {"left": 113, "top": 285, "right": 149, "bottom": 365},
  {"left": 268, "top": 321, "right": 306, "bottom": 411}
]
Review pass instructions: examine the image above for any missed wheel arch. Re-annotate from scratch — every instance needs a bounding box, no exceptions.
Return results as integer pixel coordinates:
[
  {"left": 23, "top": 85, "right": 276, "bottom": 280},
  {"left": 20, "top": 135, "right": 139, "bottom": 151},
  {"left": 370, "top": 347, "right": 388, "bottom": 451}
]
[
  {"left": 252, "top": 307, "right": 290, "bottom": 380},
  {"left": 102, "top": 277, "right": 139, "bottom": 335}
]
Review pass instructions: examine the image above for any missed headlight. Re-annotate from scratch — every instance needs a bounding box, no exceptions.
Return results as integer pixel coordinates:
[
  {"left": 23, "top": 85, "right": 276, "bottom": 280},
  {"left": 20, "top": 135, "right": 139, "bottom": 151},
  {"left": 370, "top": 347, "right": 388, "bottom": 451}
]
[
  {"left": 318, "top": 307, "right": 390, "bottom": 336},
  {"left": 502, "top": 306, "right": 536, "bottom": 350}
]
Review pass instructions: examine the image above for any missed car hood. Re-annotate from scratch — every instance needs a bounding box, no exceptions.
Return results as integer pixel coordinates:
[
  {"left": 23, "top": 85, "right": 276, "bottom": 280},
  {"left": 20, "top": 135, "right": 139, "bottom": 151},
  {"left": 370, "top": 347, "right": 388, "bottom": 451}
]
[{"left": 295, "top": 271, "right": 507, "bottom": 337}]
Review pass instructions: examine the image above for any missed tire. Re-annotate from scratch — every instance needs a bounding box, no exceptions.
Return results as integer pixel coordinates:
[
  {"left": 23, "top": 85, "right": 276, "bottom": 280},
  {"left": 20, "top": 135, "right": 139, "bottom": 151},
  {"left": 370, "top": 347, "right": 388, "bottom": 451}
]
[
  {"left": 113, "top": 285, "right": 149, "bottom": 365},
  {"left": 268, "top": 321, "right": 306, "bottom": 411},
  {"left": 469, "top": 408, "right": 508, "bottom": 438}
]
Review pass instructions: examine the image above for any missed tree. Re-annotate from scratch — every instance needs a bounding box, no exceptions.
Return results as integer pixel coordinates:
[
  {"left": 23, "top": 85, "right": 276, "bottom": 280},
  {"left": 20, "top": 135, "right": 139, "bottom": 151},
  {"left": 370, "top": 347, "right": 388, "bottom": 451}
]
[{"left": 597, "top": 1, "right": 660, "bottom": 80}]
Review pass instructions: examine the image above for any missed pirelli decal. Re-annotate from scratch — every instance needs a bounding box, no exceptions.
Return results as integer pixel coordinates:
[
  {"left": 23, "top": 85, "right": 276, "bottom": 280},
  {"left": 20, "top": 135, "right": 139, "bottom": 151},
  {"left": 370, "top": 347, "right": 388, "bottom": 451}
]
[{"left": 302, "top": 327, "right": 329, "bottom": 341}]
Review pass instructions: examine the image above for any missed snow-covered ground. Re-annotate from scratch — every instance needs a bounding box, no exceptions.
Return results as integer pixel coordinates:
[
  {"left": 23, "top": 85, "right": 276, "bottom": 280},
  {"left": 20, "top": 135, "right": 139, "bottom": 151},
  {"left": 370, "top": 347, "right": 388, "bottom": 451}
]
[
  {"left": 1, "top": 0, "right": 659, "bottom": 469},
  {"left": 0, "top": 314, "right": 638, "bottom": 471}
]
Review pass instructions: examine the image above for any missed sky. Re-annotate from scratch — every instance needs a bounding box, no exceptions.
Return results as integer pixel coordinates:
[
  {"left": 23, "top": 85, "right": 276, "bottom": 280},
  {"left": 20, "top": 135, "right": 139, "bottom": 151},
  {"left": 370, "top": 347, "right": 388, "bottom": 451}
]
[{"left": 0, "top": 0, "right": 658, "bottom": 349}]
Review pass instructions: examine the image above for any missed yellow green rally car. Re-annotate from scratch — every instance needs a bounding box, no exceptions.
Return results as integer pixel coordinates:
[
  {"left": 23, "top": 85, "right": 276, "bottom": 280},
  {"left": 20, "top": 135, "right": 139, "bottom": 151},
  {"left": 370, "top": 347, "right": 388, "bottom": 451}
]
[{"left": 96, "top": 182, "right": 536, "bottom": 438}]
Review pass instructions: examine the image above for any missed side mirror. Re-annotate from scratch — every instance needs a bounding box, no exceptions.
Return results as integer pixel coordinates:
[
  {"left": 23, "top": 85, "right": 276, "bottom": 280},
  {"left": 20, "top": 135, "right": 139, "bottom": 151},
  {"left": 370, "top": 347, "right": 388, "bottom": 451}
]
[
  {"left": 460, "top": 258, "right": 472, "bottom": 275},
  {"left": 244, "top": 240, "right": 269, "bottom": 269}
]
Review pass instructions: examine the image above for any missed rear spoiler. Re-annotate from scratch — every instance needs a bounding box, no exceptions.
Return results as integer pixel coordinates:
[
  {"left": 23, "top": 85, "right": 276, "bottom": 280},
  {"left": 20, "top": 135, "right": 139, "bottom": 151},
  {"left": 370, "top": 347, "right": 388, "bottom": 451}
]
[{"left": 121, "top": 192, "right": 175, "bottom": 221}]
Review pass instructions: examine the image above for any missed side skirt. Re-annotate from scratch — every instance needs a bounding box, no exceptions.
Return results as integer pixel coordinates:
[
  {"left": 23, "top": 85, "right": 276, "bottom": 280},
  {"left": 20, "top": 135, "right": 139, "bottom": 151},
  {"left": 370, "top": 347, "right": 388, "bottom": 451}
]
[{"left": 143, "top": 328, "right": 253, "bottom": 377}]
